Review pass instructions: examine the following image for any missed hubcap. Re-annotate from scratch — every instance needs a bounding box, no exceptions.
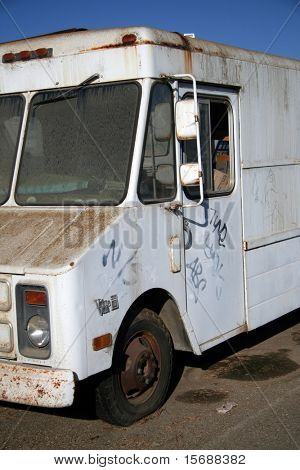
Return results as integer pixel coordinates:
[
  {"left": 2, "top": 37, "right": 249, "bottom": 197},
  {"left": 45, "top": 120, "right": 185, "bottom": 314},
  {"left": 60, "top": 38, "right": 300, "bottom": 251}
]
[{"left": 120, "top": 332, "right": 161, "bottom": 405}]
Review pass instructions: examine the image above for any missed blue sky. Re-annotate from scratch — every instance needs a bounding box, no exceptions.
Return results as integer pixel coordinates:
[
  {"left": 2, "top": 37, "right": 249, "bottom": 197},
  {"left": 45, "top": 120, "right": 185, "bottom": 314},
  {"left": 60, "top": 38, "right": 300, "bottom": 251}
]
[{"left": 0, "top": 0, "right": 299, "bottom": 59}]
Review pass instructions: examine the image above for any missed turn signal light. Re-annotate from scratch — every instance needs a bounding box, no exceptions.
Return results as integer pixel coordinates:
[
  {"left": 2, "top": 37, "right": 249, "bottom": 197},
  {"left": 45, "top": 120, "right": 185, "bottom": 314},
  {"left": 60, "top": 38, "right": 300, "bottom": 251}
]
[
  {"left": 25, "top": 290, "right": 47, "bottom": 306},
  {"left": 92, "top": 333, "right": 112, "bottom": 351}
]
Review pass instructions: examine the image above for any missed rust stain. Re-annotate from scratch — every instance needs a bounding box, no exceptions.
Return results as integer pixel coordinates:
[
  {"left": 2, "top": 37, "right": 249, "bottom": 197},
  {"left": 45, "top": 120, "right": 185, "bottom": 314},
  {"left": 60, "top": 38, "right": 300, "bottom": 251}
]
[
  {"left": 37, "top": 388, "right": 46, "bottom": 398},
  {"left": 52, "top": 380, "right": 61, "bottom": 389},
  {"left": 79, "top": 38, "right": 199, "bottom": 54},
  {"left": 184, "top": 50, "right": 192, "bottom": 74},
  {"left": 79, "top": 40, "right": 204, "bottom": 56},
  {"left": 193, "top": 46, "right": 204, "bottom": 53}
]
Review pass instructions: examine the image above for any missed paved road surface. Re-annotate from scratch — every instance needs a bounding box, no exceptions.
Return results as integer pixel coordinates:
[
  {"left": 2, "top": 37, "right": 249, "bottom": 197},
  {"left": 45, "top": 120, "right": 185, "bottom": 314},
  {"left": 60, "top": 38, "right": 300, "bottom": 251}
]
[{"left": 0, "top": 311, "right": 299, "bottom": 450}]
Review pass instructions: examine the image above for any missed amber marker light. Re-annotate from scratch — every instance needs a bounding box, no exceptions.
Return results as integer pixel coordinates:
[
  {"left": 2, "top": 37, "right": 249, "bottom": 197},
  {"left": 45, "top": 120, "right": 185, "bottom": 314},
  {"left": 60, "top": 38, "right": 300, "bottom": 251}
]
[
  {"left": 92, "top": 333, "right": 113, "bottom": 351},
  {"left": 2, "top": 52, "right": 15, "bottom": 63},
  {"left": 2, "top": 48, "right": 53, "bottom": 63},
  {"left": 18, "top": 50, "right": 31, "bottom": 61},
  {"left": 122, "top": 33, "right": 137, "bottom": 45},
  {"left": 25, "top": 290, "right": 47, "bottom": 306},
  {"left": 35, "top": 48, "right": 50, "bottom": 58}
]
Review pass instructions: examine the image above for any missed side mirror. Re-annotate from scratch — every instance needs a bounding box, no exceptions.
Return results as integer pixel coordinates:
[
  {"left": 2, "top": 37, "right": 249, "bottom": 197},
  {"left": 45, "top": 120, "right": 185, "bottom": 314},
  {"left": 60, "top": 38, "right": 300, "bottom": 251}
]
[
  {"left": 180, "top": 163, "right": 201, "bottom": 187},
  {"left": 175, "top": 99, "right": 198, "bottom": 140}
]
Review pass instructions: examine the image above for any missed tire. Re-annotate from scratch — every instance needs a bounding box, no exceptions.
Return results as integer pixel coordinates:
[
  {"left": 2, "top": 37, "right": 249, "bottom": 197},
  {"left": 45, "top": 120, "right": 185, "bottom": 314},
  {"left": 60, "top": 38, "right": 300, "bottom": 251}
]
[{"left": 95, "top": 308, "right": 173, "bottom": 426}]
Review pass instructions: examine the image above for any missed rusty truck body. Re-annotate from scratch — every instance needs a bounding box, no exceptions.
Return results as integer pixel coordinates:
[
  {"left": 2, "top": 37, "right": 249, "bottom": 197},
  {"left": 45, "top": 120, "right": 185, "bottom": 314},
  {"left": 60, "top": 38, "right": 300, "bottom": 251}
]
[{"left": 0, "top": 27, "right": 299, "bottom": 425}]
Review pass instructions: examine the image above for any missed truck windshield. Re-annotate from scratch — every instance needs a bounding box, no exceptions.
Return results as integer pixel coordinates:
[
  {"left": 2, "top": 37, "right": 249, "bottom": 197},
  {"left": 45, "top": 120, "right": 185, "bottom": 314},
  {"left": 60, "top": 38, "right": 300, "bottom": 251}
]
[
  {"left": 0, "top": 95, "right": 24, "bottom": 204},
  {"left": 15, "top": 82, "right": 141, "bottom": 205}
]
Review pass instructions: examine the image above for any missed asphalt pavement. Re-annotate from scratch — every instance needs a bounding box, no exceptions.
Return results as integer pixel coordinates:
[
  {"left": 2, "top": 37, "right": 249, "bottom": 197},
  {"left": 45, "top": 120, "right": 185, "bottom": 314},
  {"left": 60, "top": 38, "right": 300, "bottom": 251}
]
[{"left": 0, "top": 311, "right": 299, "bottom": 450}]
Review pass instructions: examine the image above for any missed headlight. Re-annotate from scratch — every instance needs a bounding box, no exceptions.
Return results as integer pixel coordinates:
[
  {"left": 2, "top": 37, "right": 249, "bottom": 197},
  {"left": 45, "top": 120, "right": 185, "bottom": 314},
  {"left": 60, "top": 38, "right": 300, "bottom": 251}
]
[
  {"left": 17, "top": 285, "right": 51, "bottom": 359},
  {"left": 27, "top": 315, "right": 50, "bottom": 348}
]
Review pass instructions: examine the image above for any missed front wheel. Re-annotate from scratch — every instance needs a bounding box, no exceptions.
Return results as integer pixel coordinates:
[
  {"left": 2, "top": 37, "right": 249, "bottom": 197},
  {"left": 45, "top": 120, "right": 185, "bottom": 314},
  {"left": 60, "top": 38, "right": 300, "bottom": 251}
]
[{"left": 95, "top": 308, "right": 173, "bottom": 426}]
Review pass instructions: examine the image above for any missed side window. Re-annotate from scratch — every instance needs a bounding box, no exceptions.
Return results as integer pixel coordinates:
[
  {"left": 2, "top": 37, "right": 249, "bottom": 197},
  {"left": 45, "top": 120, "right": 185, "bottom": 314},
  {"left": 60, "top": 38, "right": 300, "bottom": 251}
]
[
  {"left": 183, "top": 98, "right": 233, "bottom": 198},
  {"left": 138, "top": 83, "right": 176, "bottom": 203}
]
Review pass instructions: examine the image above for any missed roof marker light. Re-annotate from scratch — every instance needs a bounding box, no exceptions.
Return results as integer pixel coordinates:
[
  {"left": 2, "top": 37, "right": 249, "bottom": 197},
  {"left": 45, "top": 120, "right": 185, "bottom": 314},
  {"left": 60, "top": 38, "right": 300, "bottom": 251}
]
[
  {"left": 19, "top": 50, "right": 31, "bottom": 61},
  {"left": 122, "top": 33, "right": 137, "bottom": 45},
  {"left": 2, "top": 47, "right": 53, "bottom": 63},
  {"left": 2, "top": 52, "right": 15, "bottom": 63},
  {"left": 36, "top": 48, "right": 50, "bottom": 58}
]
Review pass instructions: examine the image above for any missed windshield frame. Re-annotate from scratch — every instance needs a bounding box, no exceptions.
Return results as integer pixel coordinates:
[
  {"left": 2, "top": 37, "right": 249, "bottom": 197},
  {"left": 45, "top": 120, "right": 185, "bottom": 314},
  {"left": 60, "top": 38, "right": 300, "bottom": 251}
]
[
  {"left": 0, "top": 92, "right": 25, "bottom": 206},
  {"left": 14, "top": 80, "right": 142, "bottom": 207}
]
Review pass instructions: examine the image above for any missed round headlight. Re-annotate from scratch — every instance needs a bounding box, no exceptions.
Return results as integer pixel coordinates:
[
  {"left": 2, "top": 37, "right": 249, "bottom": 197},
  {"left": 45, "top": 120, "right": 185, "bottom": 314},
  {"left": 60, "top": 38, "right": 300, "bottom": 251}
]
[{"left": 27, "top": 315, "right": 50, "bottom": 348}]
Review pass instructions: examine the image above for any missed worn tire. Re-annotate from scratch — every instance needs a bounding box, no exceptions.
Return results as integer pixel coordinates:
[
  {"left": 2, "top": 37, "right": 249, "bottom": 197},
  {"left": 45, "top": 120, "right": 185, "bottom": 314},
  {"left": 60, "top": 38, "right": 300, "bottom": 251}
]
[{"left": 95, "top": 308, "right": 173, "bottom": 426}]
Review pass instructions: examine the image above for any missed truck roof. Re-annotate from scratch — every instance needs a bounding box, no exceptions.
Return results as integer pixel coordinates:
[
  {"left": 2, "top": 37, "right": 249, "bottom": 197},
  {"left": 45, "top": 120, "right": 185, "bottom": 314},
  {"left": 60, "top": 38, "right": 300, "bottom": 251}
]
[
  {"left": 0, "top": 26, "right": 299, "bottom": 71},
  {"left": 1, "top": 26, "right": 299, "bottom": 95}
]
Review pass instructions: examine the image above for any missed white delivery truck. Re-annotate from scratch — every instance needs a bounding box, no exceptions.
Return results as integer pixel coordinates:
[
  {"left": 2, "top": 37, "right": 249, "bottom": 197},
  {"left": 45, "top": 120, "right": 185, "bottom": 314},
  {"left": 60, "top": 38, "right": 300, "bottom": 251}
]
[{"left": 0, "top": 27, "right": 299, "bottom": 426}]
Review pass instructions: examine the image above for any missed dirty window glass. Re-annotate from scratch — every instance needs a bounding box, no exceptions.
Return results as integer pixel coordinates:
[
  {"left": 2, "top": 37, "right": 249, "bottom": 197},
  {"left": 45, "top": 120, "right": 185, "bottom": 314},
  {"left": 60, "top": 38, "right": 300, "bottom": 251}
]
[
  {"left": 138, "top": 83, "right": 176, "bottom": 203},
  {"left": 183, "top": 99, "right": 233, "bottom": 198},
  {"left": 16, "top": 82, "right": 140, "bottom": 205},
  {"left": 0, "top": 95, "right": 24, "bottom": 204}
]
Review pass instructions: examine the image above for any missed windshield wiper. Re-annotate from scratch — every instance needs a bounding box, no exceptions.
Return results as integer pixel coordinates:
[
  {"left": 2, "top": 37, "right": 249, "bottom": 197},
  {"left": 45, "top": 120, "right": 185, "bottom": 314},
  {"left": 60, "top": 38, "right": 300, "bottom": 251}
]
[{"left": 33, "top": 73, "right": 100, "bottom": 107}]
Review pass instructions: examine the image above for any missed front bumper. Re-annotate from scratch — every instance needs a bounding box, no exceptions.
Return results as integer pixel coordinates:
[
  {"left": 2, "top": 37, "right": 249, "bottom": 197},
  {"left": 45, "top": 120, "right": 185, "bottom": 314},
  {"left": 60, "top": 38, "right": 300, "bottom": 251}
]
[{"left": 0, "top": 361, "right": 75, "bottom": 408}]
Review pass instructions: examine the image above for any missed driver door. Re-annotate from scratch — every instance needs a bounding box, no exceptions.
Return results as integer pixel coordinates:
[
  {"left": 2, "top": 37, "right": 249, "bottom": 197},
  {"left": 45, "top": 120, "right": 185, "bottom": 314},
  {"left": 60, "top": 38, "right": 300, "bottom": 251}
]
[{"left": 179, "top": 83, "right": 246, "bottom": 348}]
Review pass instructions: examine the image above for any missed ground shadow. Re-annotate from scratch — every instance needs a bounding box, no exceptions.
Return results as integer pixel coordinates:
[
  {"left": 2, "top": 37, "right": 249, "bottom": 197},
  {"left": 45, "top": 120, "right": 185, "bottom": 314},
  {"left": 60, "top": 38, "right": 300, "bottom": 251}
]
[{"left": 168, "top": 309, "right": 299, "bottom": 395}]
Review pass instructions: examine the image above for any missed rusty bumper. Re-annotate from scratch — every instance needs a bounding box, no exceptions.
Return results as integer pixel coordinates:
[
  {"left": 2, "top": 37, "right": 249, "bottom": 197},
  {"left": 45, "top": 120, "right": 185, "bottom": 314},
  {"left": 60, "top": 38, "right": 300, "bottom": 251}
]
[{"left": 0, "top": 360, "right": 75, "bottom": 408}]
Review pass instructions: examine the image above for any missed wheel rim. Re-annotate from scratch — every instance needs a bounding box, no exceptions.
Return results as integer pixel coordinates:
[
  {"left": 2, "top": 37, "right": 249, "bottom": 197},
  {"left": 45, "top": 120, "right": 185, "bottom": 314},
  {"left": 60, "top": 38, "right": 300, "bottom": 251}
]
[{"left": 120, "top": 331, "right": 161, "bottom": 406}]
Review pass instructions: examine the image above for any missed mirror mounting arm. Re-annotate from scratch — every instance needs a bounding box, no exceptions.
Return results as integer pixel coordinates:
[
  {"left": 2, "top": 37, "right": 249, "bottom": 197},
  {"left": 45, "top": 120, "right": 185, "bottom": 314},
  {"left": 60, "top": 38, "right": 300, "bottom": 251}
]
[{"left": 161, "top": 73, "right": 204, "bottom": 207}]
